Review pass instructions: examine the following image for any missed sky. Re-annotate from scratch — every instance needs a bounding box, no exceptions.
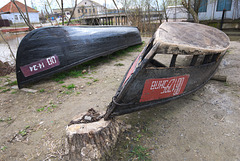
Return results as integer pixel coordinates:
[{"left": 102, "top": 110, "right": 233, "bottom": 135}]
[{"left": 0, "top": 0, "right": 117, "bottom": 12}]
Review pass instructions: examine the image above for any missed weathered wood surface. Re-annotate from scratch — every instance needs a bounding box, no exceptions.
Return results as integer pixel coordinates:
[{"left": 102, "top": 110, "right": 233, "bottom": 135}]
[
  {"left": 66, "top": 112, "right": 123, "bottom": 160},
  {"left": 154, "top": 22, "right": 230, "bottom": 55}
]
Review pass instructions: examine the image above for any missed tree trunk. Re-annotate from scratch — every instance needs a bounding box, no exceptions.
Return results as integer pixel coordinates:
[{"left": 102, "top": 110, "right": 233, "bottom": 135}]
[
  {"left": 67, "top": 0, "right": 78, "bottom": 26},
  {"left": 66, "top": 112, "right": 123, "bottom": 160},
  {"left": 182, "top": 0, "right": 199, "bottom": 23},
  {"left": 61, "top": 0, "right": 64, "bottom": 25}
]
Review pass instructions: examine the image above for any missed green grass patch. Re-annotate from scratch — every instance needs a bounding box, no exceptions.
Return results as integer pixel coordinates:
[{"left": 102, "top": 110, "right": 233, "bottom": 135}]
[
  {"left": 1, "top": 146, "right": 7, "bottom": 151},
  {"left": 19, "top": 130, "right": 27, "bottom": 136},
  {"left": 51, "top": 43, "right": 144, "bottom": 82},
  {"left": 11, "top": 91, "right": 17, "bottom": 94},
  {"left": 0, "top": 88, "right": 10, "bottom": 93},
  {"left": 67, "top": 84, "right": 75, "bottom": 90},
  {"left": 36, "top": 107, "right": 45, "bottom": 112},
  {"left": 114, "top": 63, "right": 124, "bottom": 66},
  {"left": 0, "top": 117, "right": 13, "bottom": 124},
  {"left": 58, "top": 80, "right": 65, "bottom": 84},
  {"left": 8, "top": 80, "right": 17, "bottom": 86},
  {"left": 133, "top": 134, "right": 142, "bottom": 142},
  {"left": 0, "top": 86, "right": 5, "bottom": 90},
  {"left": 129, "top": 145, "right": 151, "bottom": 161},
  {"left": 93, "top": 79, "right": 99, "bottom": 82},
  {"left": 39, "top": 89, "right": 45, "bottom": 93}
]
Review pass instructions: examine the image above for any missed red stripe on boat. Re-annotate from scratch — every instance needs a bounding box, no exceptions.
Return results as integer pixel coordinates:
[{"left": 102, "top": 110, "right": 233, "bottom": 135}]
[
  {"left": 122, "top": 53, "right": 141, "bottom": 86},
  {"left": 140, "top": 75, "right": 189, "bottom": 102},
  {"left": 20, "top": 55, "right": 60, "bottom": 77}
]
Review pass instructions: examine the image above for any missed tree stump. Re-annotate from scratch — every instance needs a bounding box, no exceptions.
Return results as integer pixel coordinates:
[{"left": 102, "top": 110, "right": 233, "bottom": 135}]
[{"left": 65, "top": 109, "right": 122, "bottom": 160}]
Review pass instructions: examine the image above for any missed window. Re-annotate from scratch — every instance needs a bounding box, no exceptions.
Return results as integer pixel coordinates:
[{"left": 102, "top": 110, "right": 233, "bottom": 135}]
[
  {"left": 93, "top": 9, "right": 95, "bottom": 13},
  {"left": 19, "top": 15, "right": 23, "bottom": 20},
  {"left": 89, "top": 9, "right": 91, "bottom": 14},
  {"left": 14, "top": 15, "right": 18, "bottom": 20},
  {"left": 199, "top": 0, "right": 207, "bottom": 12},
  {"left": 78, "top": 9, "right": 80, "bottom": 13},
  {"left": 85, "top": 9, "right": 87, "bottom": 13},
  {"left": 217, "top": 0, "right": 232, "bottom": 11}
]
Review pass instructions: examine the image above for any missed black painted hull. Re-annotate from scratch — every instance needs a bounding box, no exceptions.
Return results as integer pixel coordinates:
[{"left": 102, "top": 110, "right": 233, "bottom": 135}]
[
  {"left": 104, "top": 22, "right": 230, "bottom": 119},
  {"left": 16, "top": 26, "right": 142, "bottom": 88}
]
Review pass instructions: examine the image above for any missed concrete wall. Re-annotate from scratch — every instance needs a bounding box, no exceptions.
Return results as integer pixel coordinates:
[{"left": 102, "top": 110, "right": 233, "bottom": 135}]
[{"left": 1, "top": 13, "right": 39, "bottom": 23}]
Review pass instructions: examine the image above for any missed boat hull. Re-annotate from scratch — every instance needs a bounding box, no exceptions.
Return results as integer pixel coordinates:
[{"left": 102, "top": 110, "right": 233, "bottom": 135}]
[
  {"left": 16, "top": 26, "right": 142, "bottom": 88},
  {"left": 104, "top": 22, "right": 230, "bottom": 119}
]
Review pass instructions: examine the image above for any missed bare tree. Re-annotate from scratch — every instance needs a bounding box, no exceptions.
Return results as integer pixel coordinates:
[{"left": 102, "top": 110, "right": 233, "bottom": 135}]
[
  {"left": 45, "top": 4, "right": 53, "bottom": 25},
  {"left": 155, "top": 0, "right": 162, "bottom": 24},
  {"left": 182, "top": 0, "right": 201, "bottom": 23},
  {"left": 0, "top": 32, "right": 16, "bottom": 61},
  {"left": 67, "top": 0, "right": 78, "bottom": 25},
  {"left": 61, "top": 0, "right": 64, "bottom": 25},
  {"left": 11, "top": 0, "right": 34, "bottom": 30},
  {"left": 162, "top": 0, "right": 169, "bottom": 22},
  {"left": 24, "top": 0, "right": 30, "bottom": 23}
]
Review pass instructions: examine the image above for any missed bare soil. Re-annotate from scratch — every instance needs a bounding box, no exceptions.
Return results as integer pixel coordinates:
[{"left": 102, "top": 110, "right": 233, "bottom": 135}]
[{"left": 0, "top": 38, "right": 239, "bottom": 161}]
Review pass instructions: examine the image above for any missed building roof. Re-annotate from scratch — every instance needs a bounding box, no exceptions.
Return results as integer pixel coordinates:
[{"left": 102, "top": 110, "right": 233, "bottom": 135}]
[
  {"left": 0, "top": 1, "right": 38, "bottom": 13},
  {"left": 89, "top": 0, "right": 103, "bottom": 7},
  {"left": 78, "top": 0, "right": 105, "bottom": 8}
]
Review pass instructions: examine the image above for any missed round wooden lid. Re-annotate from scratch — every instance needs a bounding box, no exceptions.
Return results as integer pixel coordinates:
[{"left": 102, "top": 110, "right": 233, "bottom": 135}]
[{"left": 154, "top": 22, "right": 230, "bottom": 55}]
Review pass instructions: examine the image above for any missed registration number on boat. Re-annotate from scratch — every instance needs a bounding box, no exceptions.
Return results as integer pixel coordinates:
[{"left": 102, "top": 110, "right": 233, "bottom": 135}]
[
  {"left": 140, "top": 75, "right": 189, "bottom": 102},
  {"left": 20, "top": 55, "right": 60, "bottom": 77}
]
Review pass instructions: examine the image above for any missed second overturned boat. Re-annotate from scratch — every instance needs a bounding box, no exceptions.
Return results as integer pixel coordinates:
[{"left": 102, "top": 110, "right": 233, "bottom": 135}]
[
  {"left": 16, "top": 26, "right": 142, "bottom": 88},
  {"left": 104, "top": 22, "right": 230, "bottom": 119}
]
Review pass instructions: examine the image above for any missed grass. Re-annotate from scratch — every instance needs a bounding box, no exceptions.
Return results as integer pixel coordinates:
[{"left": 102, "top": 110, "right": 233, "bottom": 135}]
[
  {"left": 37, "top": 102, "right": 57, "bottom": 112},
  {"left": 51, "top": 43, "right": 144, "bottom": 82},
  {"left": 93, "top": 79, "right": 99, "bottom": 82},
  {"left": 11, "top": 91, "right": 17, "bottom": 94},
  {"left": 129, "top": 145, "right": 151, "bottom": 161},
  {"left": 133, "top": 134, "right": 142, "bottom": 142},
  {"left": 66, "top": 84, "right": 75, "bottom": 90},
  {"left": 39, "top": 89, "right": 45, "bottom": 93},
  {"left": 61, "top": 84, "right": 76, "bottom": 95},
  {"left": 1, "top": 146, "right": 7, "bottom": 151},
  {"left": 0, "top": 88, "right": 10, "bottom": 93},
  {"left": 19, "top": 130, "right": 27, "bottom": 136},
  {"left": 0, "top": 117, "right": 12, "bottom": 124},
  {"left": 114, "top": 63, "right": 124, "bottom": 66},
  {"left": 36, "top": 107, "right": 45, "bottom": 112},
  {"left": 8, "top": 80, "right": 17, "bottom": 86}
]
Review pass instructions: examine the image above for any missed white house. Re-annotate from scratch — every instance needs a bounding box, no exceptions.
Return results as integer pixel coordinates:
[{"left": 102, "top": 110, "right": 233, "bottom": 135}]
[
  {"left": 166, "top": 0, "right": 240, "bottom": 21},
  {"left": 166, "top": 5, "right": 188, "bottom": 21},
  {"left": 0, "top": 1, "right": 39, "bottom": 24},
  {"left": 198, "top": 0, "right": 240, "bottom": 20},
  {"left": 74, "top": 0, "right": 106, "bottom": 18}
]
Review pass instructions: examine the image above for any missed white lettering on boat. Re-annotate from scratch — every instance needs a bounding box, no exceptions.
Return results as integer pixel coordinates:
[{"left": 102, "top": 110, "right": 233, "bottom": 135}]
[
  {"left": 140, "top": 75, "right": 189, "bottom": 102},
  {"left": 20, "top": 55, "right": 60, "bottom": 77}
]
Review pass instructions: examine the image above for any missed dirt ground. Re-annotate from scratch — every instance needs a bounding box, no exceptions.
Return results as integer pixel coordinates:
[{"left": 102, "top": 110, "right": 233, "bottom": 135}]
[{"left": 0, "top": 37, "right": 239, "bottom": 161}]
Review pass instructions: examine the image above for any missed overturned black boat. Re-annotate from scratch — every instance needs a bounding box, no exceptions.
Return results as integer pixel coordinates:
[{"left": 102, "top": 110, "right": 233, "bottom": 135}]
[
  {"left": 16, "top": 26, "right": 142, "bottom": 88},
  {"left": 104, "top": 22, "right": 230, "bottom": 119}
]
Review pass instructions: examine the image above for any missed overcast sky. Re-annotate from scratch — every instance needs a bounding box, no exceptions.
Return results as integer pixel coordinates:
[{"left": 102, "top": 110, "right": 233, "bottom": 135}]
[{"left": 0, "top": 0, "right": 118, "bottom": 12}]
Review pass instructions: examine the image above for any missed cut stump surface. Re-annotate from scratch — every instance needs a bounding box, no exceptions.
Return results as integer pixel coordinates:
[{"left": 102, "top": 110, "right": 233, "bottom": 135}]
[{"left": 66, "top": 112, "right": 122, "bottom": 160}]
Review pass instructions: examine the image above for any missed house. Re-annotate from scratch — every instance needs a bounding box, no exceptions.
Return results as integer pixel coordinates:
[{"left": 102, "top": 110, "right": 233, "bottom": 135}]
[
  {"left": 74, "top": 0, "right": 106, "bottom": 18},
  {"left": 0, "top": 1, "right": 39, "bottom": 24},
  {"left": 166, "top": 0, "right": 240, "bottom": 21},
  {"left": 166, "top": 5, "right": 188, "bottom": 21},
  {"left": 52, "top": 8, "right": 73, "bottom": 20},
  {"left": 198, "top": 0, "right": 240, "bottom": 20}
]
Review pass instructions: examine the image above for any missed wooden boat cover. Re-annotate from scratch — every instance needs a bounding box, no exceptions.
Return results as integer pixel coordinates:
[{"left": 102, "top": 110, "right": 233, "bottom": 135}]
[{"left": 154, "top": 22, "right": 230, "bottom": 55}]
